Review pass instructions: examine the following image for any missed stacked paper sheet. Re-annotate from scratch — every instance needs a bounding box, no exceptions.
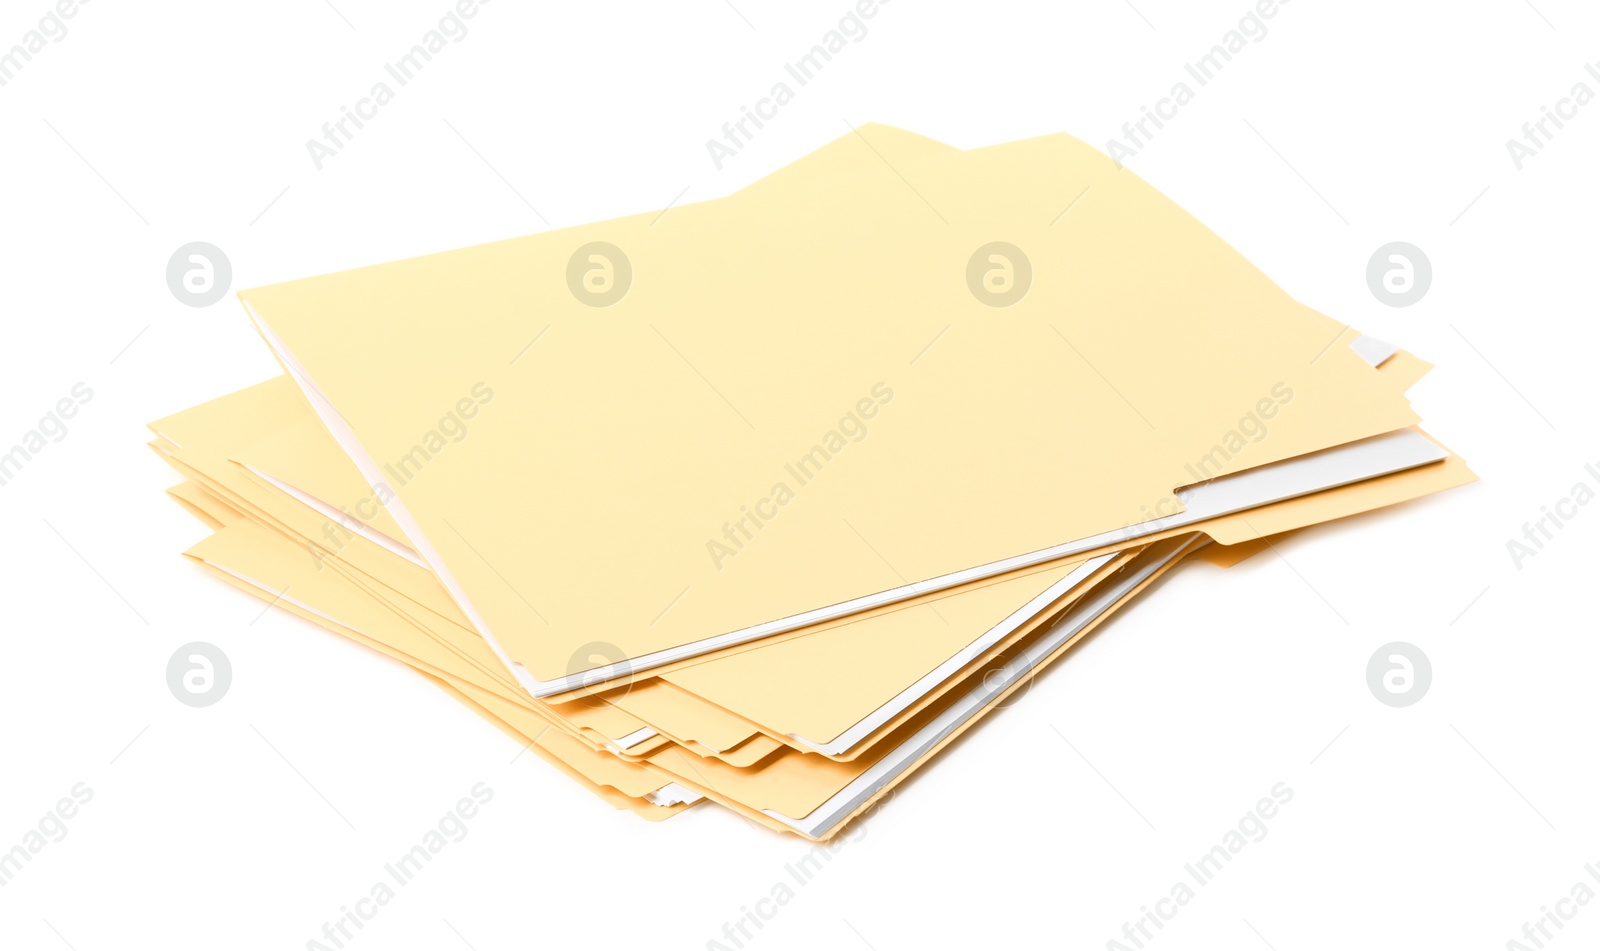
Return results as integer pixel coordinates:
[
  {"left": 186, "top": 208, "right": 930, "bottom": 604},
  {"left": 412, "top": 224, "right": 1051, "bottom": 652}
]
[{"left": 150, "top": 125, "right": 1473, "bottom": 838}]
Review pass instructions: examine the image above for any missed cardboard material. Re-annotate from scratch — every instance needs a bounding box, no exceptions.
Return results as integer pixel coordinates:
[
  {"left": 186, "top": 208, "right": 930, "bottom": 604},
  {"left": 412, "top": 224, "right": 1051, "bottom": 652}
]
[
  {"left": 148, "top": 124, "right": 1476, "bottom": 838},
  {"left": 241, "top": 127, "right": 1424, "bottom": 692}
]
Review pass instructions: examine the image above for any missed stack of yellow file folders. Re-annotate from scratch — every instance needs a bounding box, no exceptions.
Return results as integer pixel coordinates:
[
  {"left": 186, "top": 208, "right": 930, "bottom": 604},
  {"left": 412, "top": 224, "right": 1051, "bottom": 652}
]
[{"left": 150, "top": 125, "right": 1474, "bottom": 838}]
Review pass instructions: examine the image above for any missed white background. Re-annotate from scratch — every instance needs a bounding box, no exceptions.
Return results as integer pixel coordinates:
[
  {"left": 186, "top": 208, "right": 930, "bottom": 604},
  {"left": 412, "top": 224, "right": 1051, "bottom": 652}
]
[{"left": 2, "top": 1, "right": 1597, "bottom": 948}]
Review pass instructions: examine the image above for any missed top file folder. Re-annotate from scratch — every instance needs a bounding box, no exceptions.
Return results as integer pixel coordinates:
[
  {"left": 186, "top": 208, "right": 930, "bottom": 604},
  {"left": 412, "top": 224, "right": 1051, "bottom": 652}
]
[{"left": 240, "top": 126, "right": 1423, "bottom": 696}]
